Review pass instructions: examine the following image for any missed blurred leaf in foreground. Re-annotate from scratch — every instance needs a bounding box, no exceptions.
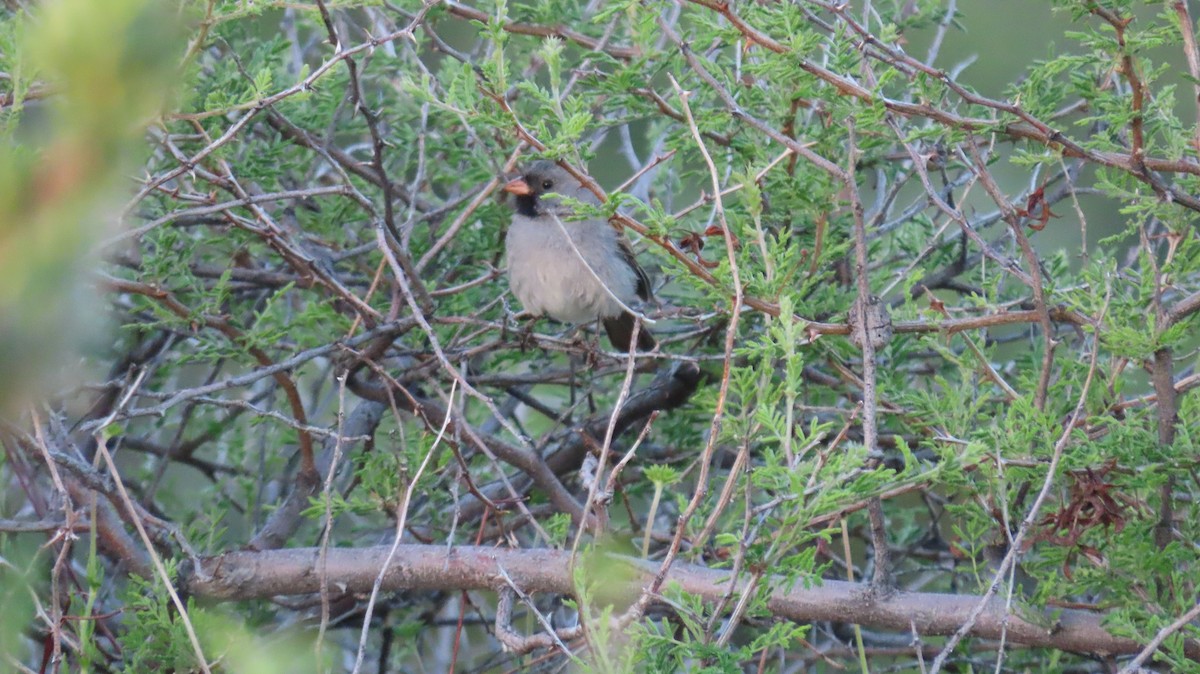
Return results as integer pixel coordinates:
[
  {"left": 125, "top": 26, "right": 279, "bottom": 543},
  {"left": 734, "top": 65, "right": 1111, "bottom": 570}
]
[{"left": 0, "top": 0, "right": 188, "bottom": 414}]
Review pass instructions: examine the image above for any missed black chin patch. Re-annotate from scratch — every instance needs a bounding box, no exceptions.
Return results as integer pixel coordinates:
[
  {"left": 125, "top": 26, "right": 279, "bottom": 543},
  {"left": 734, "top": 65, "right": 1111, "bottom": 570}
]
[{"left": 514, "top": 194, "right": 540, "bottom": 217}]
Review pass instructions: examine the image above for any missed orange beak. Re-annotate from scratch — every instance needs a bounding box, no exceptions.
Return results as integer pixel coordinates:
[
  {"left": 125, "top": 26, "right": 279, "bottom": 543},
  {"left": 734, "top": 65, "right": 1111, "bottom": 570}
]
[{"left": 503, "top": 177, "right": 532, "bottom": 196}]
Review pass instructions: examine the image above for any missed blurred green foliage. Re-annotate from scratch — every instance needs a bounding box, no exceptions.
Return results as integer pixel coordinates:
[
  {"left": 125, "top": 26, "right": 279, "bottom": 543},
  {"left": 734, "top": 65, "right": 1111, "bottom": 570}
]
[{"left": 0, "top": 0, "right": 186, "bottom": 415}]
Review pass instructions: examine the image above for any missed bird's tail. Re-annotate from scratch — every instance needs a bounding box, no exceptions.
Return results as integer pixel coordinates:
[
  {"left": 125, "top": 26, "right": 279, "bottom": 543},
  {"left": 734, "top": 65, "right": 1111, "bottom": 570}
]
[{"left": 604, "top": 313, "right": 656, "bottom": 352}]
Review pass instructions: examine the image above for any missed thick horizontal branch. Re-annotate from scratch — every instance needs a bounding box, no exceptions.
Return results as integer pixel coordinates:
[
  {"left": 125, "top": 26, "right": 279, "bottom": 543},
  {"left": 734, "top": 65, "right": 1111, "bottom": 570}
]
[{"left": 185, "top": 543, "right": 1196, "bottom": 660}]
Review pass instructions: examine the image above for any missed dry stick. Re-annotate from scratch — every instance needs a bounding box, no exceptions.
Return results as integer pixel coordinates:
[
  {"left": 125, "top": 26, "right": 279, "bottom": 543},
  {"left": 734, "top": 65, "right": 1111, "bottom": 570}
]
[
  {"left": 312, "top": 0, "right": 433, "bottom": 313},
  {"left": 993, "top": 538, "right": 1023, "bottom": 674},
  {"left": 716, "top": 571, "right": 763, "bottom": 650},
  {"left": 620, "top": 73, "right": 746, "bottom": 621},
  {"left": 912, "top": 619, "right": 929, "bottom": 674},
  {"left": 602, "top": 412, "right": 659, "bottom": 500},
  {"left": 400, "top": 100, "right": 431, "bottom": 252},
  {"left": 315, "top": 373, "right": 349, "bottom": 664},
  {"left": 493, "top": 587, "right": 576, "bottom": 655},
  {"left": 1056, "top": 155, "right": 1091, "bottom": 259},
  {"left": 841, "top": 518, "right": 870, "bottom": 673},
  {"left": 612, "top": 150, "right": 678, "bottom": 195},
  {"left": 706, "top": 485, "right": 759, "bottom": 642},
  {"left": 428, "top": 268, "right": 503, "bottom": 297},
  {"left": 495, "top": 567, "right": 583, "bottom": 658},
  {"left": 667, "top": 148, "right": 796, "bottom": 255},
  {"left": 691, "top": 436, "right": 750, "bottom": 556},
  {"left": 349, "top": 378, "right": 456, "bottom": 674},
  {"left": 923, "top": 0, "right": 958, "bottom": 67},
  {"left": 1173, "top": 0, "right": 1200, "bottom": 154},
  {"left": 77, "top": 314, "right": 416, "bottom": 433},
  {"left": 345, "top": 258, "right": 389, "bottom": 338},
  {"left": 962, "top": 142, "right": 1055, "bottom": 412},
  {"left": 1119, "top": 598, "right": 1200, "bottom": 673},
  {"left": 89, "top": 370, "right": 213, "bottom": 674},
  {"left": 569, "top": 325, "right": 642, "bottom": 559},
  {"left": 956, "top": 330, "right": 1020, "bottom": 402},
  {"left": 449, "top": 508, "right": 489, "bottom": 671},
  {"left": 927, "top": 282, "right": 1111, "bottom": 674},
  {"left": 712, "top": 486, "right": 762, "bottom": 648},
  {"left": 845, "top": 120, "right": 892, "bottom": 589},
  {"left": 628, "top": 86, "right": 734, "bottom": 146},
  {"left": 137, "top": 396, "right": 355, "bottom": 442},
  {"left": 29, "top": 411, "right": 75, "bottom": 673},
  {"left": 1113, "top": 371, "right": 1200, "bottom": 412},
  {"left": 415, "top": 172, "right": 503, "bottom": 272},
  {"left": 0, "top": 518, "right": 82, "bottom": 533}
]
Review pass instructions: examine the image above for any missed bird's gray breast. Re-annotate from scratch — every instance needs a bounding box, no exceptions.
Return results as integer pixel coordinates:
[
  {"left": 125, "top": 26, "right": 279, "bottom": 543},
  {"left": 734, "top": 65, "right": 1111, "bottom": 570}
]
[{"left": 506, "top": 213, "right": 638, "bottom": 324}]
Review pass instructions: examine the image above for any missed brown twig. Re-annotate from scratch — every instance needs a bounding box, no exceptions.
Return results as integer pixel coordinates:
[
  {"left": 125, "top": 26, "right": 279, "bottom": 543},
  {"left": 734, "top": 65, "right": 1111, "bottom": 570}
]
[
  {"left": 963, "top": 141, "right": 1055, "bottom": 411},
  {"left": 845, "top": 120, "right": 892, "bottom": 590}
]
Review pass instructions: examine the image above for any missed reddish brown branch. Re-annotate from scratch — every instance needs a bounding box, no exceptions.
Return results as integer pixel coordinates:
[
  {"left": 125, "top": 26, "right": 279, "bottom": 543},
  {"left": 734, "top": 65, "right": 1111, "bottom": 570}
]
[
  {"left": 442, "top": 1, "right": 640, "bottom": 59},
  {"left": 682, "top": 0, "right": 1200, "bottom": 211},
  {"left": 1088, "top": 5, "right": 1146, "bottom": 169}
]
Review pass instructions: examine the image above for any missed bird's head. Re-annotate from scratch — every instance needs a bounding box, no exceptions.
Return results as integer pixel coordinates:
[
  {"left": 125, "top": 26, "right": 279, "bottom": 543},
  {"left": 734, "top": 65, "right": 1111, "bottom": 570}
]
[{"left": 503, "top": 161, "right": 597, "bottom": 217}]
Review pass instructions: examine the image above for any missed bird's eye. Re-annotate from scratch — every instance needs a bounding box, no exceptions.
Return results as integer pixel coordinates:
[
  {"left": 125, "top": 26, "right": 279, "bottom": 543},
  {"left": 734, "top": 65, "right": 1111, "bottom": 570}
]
[{"left": 542, "top": 180, "right": 554, "bottom": 190}]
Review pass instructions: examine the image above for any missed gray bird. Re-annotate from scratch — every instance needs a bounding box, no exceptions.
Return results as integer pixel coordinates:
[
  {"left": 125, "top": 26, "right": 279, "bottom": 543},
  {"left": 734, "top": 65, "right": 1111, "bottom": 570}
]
[{"left": 503, "top": 160, "right": 656, "bottom": 352}]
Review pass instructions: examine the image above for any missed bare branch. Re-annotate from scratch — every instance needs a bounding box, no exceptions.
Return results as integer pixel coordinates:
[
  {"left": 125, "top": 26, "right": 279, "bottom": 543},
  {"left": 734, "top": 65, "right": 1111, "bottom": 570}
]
[{"left": 185, "top": 543, "right": 1198, "bottom": 660}]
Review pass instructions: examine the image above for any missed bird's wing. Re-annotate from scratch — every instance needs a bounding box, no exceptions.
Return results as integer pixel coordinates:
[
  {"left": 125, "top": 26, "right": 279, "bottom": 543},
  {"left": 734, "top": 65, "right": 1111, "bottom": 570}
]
[{"left": 617, "top": 235, "right": 652, "bottom": 301}]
